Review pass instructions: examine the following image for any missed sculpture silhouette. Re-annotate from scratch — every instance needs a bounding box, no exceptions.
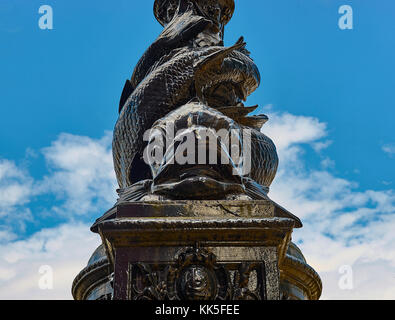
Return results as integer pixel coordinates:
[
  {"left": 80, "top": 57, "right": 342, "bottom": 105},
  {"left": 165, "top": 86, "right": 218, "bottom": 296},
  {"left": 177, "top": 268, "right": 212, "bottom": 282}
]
[{"left": 112, "top": 0, "right": 278, "bottom": 201}]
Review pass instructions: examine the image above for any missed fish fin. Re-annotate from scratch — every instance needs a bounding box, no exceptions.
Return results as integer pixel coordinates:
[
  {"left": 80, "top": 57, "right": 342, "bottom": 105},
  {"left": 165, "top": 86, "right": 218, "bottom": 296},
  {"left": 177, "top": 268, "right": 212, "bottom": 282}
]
[
  {"left": 217, "top": 105, "right": 259, "bottom": 118},
  {"left": 217, "top": 106, "right": 269, "bottom": 129},
  {"left": 238, "top": 114, "right": 269, "bottom": 130},
  {"left": 193, "top": 37, "right": 246, "bottom": 71},
  {"left": 119, "top": 80, "right": 135, "bottom": 113}
]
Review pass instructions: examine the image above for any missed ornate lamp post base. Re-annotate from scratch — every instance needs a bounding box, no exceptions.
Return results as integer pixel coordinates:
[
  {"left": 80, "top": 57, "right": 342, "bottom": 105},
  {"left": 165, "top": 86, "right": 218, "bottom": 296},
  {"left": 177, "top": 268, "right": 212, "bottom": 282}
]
[
  {"left": 72, "top": 201, "right": 321, "bottom": 300},
  {"left": 72, "top": 0, "right": 323, "bottom": 301}
]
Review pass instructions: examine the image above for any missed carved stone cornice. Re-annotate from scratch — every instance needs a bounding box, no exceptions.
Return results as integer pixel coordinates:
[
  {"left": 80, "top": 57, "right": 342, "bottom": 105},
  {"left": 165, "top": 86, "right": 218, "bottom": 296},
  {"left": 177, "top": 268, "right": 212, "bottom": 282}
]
[
  {"left": 98, "top": 217, "right": 295, "bottom": 254},
  {"left": 91, "top": 200, "right": 302, "bottom": 233}
]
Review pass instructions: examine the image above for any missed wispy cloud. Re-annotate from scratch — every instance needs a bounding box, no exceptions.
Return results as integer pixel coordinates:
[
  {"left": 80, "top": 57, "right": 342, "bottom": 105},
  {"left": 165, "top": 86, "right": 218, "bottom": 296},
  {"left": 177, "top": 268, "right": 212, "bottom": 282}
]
[
  {"left": 0, "top": 110, "right": 394, "bottom": 299},
  {"left": 0, "top": 132, "right": 118, "bottom": 229},
  {"left": 0, "top": 159, "right": 34, "bottom": 232},
  {"left": 37, "top": 131, "right": 118, "bottom": 217},
  {"left": 263, "top": 111, "right": 327, "bottom": 151},
  {"left": 382, "top": 143, "right": 395, "bottom": 157},
  {"left": 313, "top": 140, "right": 333, "bottom": 153},
  {"left": 264, "top": 111, "right": 395, "bottom": 299},
  {"left": 0, "top": 223, "right": 100, "bottom": 299},
  {"left": 0, "top": 159, "right": 33, "bottom": 211}
]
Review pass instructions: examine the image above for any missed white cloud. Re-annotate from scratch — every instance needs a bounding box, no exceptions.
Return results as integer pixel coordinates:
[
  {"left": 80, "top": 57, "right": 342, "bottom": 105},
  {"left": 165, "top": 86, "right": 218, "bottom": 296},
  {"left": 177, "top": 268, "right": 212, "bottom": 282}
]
[
  {"left": 0, "top": 159, "right": 34, "bottom": 232},
  {"left": 264, "top": 111, "right": 395, "bottom": 300},
  {"left": 0, "top": 159, "right": 32, "bottom": 211},
  {"left": 0, "top": 133, "right": 118, "bottom": 299},
  {"left": 320, "top": 157, "right": 335, "bottom": 169},
  {"left": 0, "top": 133, "right": 119, "bottom": 233},
  {"left": 38, "top": 132, "right": 118, "bottom": 217},
  {"left": 0, "top": 223, "right": 101, "bottom": 300},
  {"left": 0, "top": 230, "right": 16, "bottom": 243},
  {"left": 313, "top": 140, "right": 333, "bottom": 153},
  {"left": 382, "top": 143, "right": 395, "bottom": 157},
  {"left": 320, "top": 259, "right": 395, "bottom": 300},
  {"left": 263, "top": 111, "right": 327, "bottom": 151},
  {"left": 0, "top": 110, "right": 393, "bottom": 300}
]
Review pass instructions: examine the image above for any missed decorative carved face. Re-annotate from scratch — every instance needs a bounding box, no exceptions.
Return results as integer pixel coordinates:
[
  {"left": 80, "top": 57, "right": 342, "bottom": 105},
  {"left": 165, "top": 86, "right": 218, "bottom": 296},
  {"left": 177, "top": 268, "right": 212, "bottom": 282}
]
[{"left": 178, "top": 265, "right": 216, "bottom": 300}]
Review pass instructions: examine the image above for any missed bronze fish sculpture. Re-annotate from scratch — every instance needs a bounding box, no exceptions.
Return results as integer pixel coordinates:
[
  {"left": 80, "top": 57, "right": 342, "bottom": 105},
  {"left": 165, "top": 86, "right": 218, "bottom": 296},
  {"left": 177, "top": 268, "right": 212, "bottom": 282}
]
[
  {"left": 119, "top": 6, "right": 214, "bottom": 113},
  {"left": 113, "top": 38, "right": 251, "bottom": 189},
  {"left": 147, "top": 101, "right": 278, "bottom": 200}
]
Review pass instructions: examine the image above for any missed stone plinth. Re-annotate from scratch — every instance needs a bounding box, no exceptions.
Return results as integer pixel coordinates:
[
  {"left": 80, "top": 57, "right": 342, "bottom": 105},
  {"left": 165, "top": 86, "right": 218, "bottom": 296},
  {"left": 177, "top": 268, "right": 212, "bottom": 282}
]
[
  {"left": 72, "top": 200, "right": 321, "bottom": 300},
  {"left": 89, "top": 200, "right": 300, "bottom": 300}
]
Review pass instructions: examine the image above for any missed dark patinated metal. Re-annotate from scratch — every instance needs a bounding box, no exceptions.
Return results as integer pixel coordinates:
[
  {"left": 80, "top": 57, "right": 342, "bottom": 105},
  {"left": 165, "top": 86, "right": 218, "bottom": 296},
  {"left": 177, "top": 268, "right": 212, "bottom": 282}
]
[
  {"left": 113, "top": 0, "right": 278, "bottom": 201},
  {"left": 72, "top": 0, "right": 322, "bottom": 301}
]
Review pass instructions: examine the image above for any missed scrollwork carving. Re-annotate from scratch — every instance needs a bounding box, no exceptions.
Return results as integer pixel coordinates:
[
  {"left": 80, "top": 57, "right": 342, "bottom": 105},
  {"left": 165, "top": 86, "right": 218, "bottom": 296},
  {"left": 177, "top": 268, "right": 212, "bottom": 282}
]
[
  {"left": 128, "top": 264, "right": 168, "bottom": 300},
  {"left": 127, "top": 248, "right": 268, "bottom": 301},
  {"left": 232, "top": 263, "right": 266, "bottom": 300}
]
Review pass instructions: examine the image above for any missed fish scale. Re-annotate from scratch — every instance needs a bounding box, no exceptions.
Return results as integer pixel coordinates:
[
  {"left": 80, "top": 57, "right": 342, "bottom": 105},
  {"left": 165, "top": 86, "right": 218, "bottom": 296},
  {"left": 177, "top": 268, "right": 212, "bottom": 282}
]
[{"left": 113, "top": 43, "right": 246, "bottom": 189}]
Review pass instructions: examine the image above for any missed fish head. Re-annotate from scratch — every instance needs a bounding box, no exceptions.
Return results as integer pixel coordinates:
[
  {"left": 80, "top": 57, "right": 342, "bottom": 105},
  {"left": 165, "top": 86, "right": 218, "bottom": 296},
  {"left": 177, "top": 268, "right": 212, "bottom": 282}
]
[{"left": 193, "top": 38, "right": 260, "bottom": 107}]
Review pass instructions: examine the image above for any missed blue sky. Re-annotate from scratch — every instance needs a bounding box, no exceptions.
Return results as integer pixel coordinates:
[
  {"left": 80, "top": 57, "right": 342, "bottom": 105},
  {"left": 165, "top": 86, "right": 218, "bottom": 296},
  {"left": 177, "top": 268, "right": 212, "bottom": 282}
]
[
  {"left": 1, "top": 0, "right": 394, "bottom": 190},
  {"left": 0, "top": 0, "right": 394, "bottom": 299}
]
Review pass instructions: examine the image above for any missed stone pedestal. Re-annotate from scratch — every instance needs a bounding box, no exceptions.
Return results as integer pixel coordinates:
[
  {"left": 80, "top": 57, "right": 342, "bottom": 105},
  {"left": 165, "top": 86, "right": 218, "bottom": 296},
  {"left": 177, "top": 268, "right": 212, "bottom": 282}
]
[
  {"left": 77, "top": 200, "right": 312, "bottom": 300},
  {"left": 71, "top": 0, "right": 323, "bottom": 302},
  {"left": 72, "top": 200, "right": 321, "bottom": 300}
]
